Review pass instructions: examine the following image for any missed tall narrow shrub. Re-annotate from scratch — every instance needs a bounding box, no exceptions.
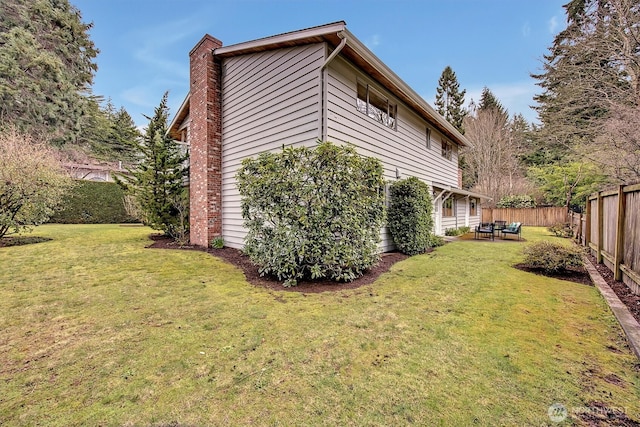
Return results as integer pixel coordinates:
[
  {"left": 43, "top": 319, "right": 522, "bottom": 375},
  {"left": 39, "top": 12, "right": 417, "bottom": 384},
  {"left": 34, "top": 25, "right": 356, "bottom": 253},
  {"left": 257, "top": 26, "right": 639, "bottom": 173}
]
[
  {"left": 388, "top": 177, "right": 434, "bottom": 255},
  {"left": 237, "top": 142, "right": 385, "bottom": 287},
  {"left": 115, "top": 92, "right": 188, "bottom": 240}
]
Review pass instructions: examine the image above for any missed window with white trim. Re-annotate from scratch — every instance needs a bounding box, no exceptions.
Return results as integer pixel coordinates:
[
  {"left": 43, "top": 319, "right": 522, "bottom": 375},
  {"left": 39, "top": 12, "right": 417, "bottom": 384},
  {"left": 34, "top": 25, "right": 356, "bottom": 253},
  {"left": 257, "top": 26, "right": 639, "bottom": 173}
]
[
  {"left": 441, "top": 140, "right": 452, "bottom": 160},
  {"left": 356, "top": 81, "right": 397, "bottom": 130},
  {"left": 426, "top": 128, "right": 431, "bottom": 149},
  {"left": 443, "top": 197, "right": 455, "bottom": 217}
]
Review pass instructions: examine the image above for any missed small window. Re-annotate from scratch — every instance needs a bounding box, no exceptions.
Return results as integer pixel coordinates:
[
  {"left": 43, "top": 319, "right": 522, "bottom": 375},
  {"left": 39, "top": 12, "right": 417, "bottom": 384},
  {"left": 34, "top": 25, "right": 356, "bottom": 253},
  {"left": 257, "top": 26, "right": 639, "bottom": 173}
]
[
  {"left": 426, "top": 128, "right": 431, "bottom": 149},
  {"left": 356, "top": 81, "right": 397, "bottom": 130},
  {"left": 443, "top": 198, "right": 455, "bottom": 217},
  {"left": 470, "top": 198, "right": 477, "bottom": 216},
  {"left": 442, "top": 140, "right": 452, "bottom": 160}
]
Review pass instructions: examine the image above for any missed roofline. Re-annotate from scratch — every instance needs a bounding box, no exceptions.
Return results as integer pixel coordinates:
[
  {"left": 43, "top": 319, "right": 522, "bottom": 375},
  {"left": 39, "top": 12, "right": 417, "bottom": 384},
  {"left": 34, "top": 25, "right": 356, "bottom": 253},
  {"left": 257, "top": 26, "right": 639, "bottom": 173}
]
[
  {"left": 167, "top": 92, "right": 190, "bottom": 140},
  {"left": 340, "top": 29, "right": 471, "bottom": 147},
  {"left": 213, "top": 21, "right": 347, "bottom": 56},
  {"left": 171, "top": 21, "right": 470, "bottom": 147},
  {"left": 433, "top": 182, "right": 491, "bottom": 200}
]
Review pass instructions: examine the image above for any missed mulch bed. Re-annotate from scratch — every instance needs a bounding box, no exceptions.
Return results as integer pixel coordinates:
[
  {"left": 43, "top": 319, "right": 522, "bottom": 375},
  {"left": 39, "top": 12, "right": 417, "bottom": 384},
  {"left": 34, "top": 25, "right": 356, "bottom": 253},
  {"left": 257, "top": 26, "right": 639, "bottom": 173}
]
[
  {"left": 513, "top": 263, "right": 593, "bottom": 286},
  {"left": 146, "top": 234, "right": 409, "bottom": 293},
  {"left": 0, "top": 236, "right": 52, "bottom": 247},
  {"left": 587, "top": 254, "right": 640, "bottom": 326}
]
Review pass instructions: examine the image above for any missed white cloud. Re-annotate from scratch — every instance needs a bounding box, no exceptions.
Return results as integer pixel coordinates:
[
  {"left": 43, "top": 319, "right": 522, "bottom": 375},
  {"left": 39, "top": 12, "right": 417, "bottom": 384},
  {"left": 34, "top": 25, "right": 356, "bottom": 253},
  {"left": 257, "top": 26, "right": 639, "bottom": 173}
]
[
  {"left": 465, "top": 81, "right": 540, "bottom": 123},
  {"left": 522, "top": 22, "right": 531, "bottom": 37},
  {"left": 365, "top": 34, "right": 381, "bottom": 50},
  {"left": 548, "top": 16, "right": 559, "bottom": 34}
]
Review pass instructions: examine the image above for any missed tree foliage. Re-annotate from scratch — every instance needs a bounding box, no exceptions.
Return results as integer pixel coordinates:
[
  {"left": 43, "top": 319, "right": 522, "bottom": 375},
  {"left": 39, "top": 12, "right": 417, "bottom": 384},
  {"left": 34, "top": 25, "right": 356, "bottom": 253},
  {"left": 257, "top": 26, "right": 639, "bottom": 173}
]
[
  {"left": 435, "top": 66, "right": 467, "bottom": 134},
  {"left": 0, "top": 127, "right": 74, "bottom": 238},
  {"left": 76, "top": 99, "right": 140, "bottom": 163},
  {"left": 0, "top": 0, "right": 98, "bottom": 144},
  {"left": 532, "top": 0, "right": 640, "bottom": 182},
  {"left": 528, "top": 161, "right": 606, "bottom": 211},
  {"left": 116, "top": 93, "right": 188, "bottom": 240},
  {"left": 237, "top": 142, "right": 386, "bottom": 287},
  {"left": 462, "top": 100, "right": 532, "bottom": 205},
  {"left": 387, "top": 177, "right": 434, "bottom": 255}
]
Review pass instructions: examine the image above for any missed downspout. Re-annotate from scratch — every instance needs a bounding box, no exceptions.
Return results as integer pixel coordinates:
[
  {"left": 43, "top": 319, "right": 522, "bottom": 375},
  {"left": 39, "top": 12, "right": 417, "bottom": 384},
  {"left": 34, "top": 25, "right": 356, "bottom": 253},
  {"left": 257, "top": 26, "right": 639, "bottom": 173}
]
[{"left": 319, "top": 31, "right": 347, "bottom": 141}]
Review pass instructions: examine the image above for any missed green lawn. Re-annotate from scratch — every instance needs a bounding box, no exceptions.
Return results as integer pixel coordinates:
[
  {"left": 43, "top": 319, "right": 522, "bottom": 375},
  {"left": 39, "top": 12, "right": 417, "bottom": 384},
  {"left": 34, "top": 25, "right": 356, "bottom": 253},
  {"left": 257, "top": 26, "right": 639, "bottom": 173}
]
[{"left": 1, "top": 224, "right": 638, "bottom": 426}]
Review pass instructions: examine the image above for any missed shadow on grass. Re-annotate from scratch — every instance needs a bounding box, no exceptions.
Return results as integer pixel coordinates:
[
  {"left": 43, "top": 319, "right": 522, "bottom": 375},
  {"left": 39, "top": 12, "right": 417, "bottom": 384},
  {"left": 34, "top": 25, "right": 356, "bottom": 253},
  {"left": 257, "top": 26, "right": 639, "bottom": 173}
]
[{"left": 0, "top": 236, "right": 53, "bottom": 247}]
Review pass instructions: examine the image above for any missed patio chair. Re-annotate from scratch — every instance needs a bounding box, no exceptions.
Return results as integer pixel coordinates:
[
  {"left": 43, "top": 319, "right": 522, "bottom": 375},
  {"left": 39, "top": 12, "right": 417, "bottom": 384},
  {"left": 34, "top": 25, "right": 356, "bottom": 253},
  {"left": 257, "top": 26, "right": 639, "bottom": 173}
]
[
  {"left": 501, "top": 222, "right": 522, "bottom": 240},
  {"left": 474, "top": 222, "right": 495, "bottom": 240}
]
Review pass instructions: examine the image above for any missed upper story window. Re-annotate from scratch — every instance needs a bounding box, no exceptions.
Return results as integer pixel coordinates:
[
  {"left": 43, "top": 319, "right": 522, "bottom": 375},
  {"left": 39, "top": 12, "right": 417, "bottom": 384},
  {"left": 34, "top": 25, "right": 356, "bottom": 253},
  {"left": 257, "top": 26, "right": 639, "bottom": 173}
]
[
  {"left": 441, "top": 140, "right": 453, "bottom": 160},
  {"left": 426, "top": 128, "right": 432, "bottom": 149},
  {"left": 356, "top": 81, "right": 397, "bottom": 130}
]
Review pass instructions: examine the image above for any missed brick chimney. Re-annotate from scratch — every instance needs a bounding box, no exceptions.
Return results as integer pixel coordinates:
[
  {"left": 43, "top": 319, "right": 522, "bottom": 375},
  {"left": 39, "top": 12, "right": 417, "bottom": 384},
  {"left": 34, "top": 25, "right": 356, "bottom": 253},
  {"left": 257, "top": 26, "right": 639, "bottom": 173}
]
[{"left": 189, "top": 34, "right": 223, "bottom": 247}]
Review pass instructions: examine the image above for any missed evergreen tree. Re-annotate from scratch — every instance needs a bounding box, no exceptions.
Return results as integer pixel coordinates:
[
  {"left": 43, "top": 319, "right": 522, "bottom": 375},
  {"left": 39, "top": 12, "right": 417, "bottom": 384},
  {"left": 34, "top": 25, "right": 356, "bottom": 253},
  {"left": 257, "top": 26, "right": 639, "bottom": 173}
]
[
  {"left": 479, "top": 87, "right": 507, "bottom": 117},
  {"left": 0, "top": 0, "right": 98, "bottom": 144},
  {"left": 532, "top": 0, "right": 640, "bottom": 182},
  {"left": 116, "top": 93, "right": 188, "bottom": 240},
  {"left": 434, "top": 66, "right": 467, "bottom": 134}
]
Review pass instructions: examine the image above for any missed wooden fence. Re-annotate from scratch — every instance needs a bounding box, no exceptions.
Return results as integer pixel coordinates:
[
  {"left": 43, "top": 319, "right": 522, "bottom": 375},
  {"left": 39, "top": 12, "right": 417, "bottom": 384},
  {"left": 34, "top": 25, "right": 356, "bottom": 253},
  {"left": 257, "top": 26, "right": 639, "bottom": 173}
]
[
  {"left": 585, "top": 183, "right": 640, "bottom": 295},
  {"left": 482, "top": 206, "right": 568, "bottom": 226}
]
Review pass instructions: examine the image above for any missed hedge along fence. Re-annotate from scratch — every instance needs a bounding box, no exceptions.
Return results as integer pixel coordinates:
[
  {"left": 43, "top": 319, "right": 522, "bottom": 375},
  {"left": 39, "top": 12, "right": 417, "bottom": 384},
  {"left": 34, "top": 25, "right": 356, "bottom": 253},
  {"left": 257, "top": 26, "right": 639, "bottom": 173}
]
[
  {"left": 237, "top": 142, "right": 386, "bottom": 287},
  {"left": 49, "top": 180, "right": 139, "bottom": 224}
]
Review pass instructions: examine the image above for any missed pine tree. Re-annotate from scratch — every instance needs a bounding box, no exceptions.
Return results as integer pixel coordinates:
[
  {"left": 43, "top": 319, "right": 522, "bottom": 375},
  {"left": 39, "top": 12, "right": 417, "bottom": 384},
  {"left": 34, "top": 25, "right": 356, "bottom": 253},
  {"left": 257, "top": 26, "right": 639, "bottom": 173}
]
[
  {"left": 478, "top": 87, "right": 507, "bottom": 117},
  {"left": 434, "top": 66, "right": 467, "bottom": 134},
  {"left": 116, "top": 93, "right": 188, "bottom": 240},
  {"left": 0, "top": 0, "right": 98, "bottom": 144}
]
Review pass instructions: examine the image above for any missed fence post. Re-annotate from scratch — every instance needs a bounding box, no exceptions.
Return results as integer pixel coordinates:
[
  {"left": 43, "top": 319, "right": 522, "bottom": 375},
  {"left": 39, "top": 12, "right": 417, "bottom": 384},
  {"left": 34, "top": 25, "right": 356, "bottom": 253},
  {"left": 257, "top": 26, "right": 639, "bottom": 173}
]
[
  {"left": 614, "top": 185, "right": 626, "bottom": 281},
  {"left": 585, "top": 197, "right": 592, "bottom": 249},
  {"left": 597, "top": 191, "right": 604, "bottom": 264}
]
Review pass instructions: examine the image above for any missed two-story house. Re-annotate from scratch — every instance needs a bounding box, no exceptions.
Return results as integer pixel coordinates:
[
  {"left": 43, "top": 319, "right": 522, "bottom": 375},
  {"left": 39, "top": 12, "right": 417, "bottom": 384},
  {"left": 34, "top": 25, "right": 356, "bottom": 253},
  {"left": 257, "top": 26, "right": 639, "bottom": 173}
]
[{"left": 168, "top": 21, "right": 487, "bottom": 250}]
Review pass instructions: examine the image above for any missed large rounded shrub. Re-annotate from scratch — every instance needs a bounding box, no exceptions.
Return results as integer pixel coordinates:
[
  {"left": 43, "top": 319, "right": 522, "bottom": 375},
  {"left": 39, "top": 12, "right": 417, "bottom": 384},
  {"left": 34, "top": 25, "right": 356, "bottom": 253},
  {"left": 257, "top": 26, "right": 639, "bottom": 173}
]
[
  {"left": 522, "top": 241, "right": 584, "bottom": 273},
  {"left": 387, "top": 177, "right": 434, "bottom": 255},
  {"left": 237, "top": 142, "right": 386, "bottom": 287}
]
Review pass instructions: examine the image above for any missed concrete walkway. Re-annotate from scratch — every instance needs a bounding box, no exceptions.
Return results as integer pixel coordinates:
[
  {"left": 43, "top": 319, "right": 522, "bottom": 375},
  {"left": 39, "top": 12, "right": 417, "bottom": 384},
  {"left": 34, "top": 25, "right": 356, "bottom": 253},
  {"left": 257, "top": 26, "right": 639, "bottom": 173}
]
[{"left": 584, "top": 257, "right": 640, "bottom": 360}]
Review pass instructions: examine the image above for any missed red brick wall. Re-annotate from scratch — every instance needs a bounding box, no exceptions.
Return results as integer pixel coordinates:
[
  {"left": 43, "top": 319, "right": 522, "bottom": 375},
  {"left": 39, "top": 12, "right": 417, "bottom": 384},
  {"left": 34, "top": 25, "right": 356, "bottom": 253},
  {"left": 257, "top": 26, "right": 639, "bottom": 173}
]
[{"left": 189, "top": 34, "right": 223, "bottom": 247}]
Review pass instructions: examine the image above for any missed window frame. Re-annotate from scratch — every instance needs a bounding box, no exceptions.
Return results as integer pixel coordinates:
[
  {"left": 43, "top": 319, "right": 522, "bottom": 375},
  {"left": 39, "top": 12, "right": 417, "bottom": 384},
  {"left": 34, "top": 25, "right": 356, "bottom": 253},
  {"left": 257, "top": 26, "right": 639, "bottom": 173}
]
[
  {"left": 441, "top": 140, "right": 453, "bottom": 160},
  {"left": 470, "top": 198, "right": 477, "bottom": 216},
  {"left": 426, "top": 127, "right": 431, "bottom": 149},
  {"left": 356, "top": 81, "right": 397, "bottom": 130},
  {"left": 442, "top": 197, "right": 455, "bottom": 217}
]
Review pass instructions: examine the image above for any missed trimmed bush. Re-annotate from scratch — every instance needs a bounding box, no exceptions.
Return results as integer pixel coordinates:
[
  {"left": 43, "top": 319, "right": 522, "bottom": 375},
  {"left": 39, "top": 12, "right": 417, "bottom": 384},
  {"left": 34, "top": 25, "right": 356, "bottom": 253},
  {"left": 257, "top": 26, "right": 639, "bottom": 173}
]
[
  {"left": 49, "top": 180, "right": 138, "bottom": 224},
  {"left": 387, "top": 177, "right": 434, "bottom": 255},
  {"left": 497, "top": 195, "right": 536, "bottom": 208},
  {"left": 444, "top": 226, "right": 471, "bottom": 236},
  {"left": 522, "top": 241, "right": 584, "bottom": 273},
  {"left": 548, "top": 222, "right": 573, "bottom": 238},
  {"left": 237, "top": 142, "right": 386, "bottom": 287}
]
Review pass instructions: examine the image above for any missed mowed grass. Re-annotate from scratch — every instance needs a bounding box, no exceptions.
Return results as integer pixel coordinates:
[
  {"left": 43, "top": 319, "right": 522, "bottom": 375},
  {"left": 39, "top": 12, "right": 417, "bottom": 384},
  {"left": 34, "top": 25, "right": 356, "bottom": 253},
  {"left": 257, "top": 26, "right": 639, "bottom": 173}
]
[{"left": 1, "top": 224, "right": 639, "bottom": 426}]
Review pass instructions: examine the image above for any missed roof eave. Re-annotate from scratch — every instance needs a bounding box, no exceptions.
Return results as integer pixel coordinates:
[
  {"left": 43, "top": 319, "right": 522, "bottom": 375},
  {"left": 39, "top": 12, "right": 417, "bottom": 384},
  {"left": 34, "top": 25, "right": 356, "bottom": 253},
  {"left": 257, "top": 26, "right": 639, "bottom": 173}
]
[
  {"left": 214, "top": 21, "right": 347, "bottom": 57},
  {"left": 340, "top": 29, "right": 471, "bottom": 148},
  {"left": 167, "top": 92, "right": 190, "bottom": 140}
]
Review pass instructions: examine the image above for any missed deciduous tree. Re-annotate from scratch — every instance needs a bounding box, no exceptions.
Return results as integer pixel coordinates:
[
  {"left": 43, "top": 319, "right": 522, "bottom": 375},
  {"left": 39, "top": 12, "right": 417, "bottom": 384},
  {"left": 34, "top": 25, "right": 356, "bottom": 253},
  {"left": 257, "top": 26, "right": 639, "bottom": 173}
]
[{"left": 0, "top": 128, "right": 74, "bottom": 238}]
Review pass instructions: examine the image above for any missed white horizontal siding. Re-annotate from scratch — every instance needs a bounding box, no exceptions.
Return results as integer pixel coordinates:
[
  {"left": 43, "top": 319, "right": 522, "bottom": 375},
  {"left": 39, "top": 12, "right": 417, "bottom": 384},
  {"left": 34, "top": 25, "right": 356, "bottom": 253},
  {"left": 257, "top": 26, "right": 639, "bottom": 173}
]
[
  {"left": 326, "top": 57, "right": 460, "bottom": 249},
  {"left": 221, "top": 43, "right": 324, "bottom": 249}
]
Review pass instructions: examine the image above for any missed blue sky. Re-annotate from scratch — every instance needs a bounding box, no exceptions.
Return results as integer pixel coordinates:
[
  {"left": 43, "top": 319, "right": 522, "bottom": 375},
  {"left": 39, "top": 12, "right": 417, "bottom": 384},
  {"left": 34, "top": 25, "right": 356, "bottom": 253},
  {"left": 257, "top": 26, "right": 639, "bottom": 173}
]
[{"left": 71, "top": 0, "right": 566, "bottom": 128}]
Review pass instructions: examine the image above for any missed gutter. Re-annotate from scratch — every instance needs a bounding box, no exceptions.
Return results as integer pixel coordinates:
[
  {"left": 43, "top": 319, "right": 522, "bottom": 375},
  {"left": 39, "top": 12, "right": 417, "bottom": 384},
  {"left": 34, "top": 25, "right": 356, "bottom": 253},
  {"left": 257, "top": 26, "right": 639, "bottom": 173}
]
[{"left": 319, "top": 31, "right": 347, "bottom": 141}]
